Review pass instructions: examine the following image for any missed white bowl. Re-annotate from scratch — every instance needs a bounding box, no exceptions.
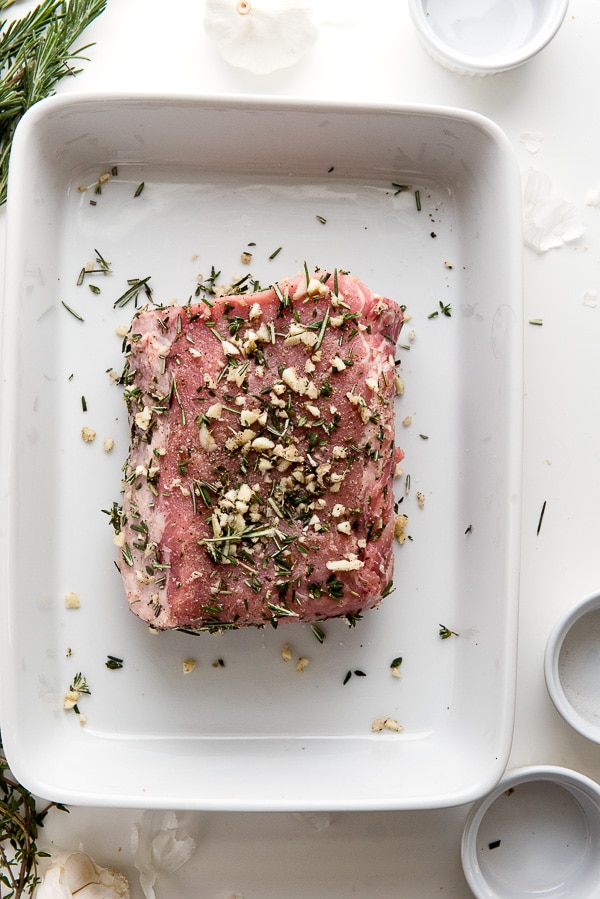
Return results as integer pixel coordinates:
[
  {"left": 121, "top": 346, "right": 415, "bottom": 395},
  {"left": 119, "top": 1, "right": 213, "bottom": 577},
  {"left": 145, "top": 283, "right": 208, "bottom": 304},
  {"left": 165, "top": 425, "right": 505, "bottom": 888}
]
[
  {"left": 545, "top": 592, "right": 600, "bottom": 743},
  {"left": 461, "top": 766, "right": 600, "bottom": 898},
  {"left": 408, "top": 0, "right": 569, "bottom": 76}
]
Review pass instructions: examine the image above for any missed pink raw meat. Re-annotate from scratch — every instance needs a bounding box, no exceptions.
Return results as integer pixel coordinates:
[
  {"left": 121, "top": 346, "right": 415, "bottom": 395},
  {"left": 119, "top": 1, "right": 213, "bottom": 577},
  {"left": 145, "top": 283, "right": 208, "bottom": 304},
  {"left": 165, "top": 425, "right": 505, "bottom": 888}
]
[{"left": 114, "top": 268, "right": 404, "bottom": 631}]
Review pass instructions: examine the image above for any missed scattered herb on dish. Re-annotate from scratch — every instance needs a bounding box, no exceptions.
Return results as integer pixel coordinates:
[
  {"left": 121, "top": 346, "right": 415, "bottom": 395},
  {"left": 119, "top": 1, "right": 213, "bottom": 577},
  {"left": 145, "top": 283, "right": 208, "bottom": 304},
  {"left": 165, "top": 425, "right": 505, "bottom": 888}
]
[
  {"left": 113, "top": 276, "right": 153, "bottom": 309},
  {"left": 63, "top": 671, "right": 91, "bottom": 719},
  {"left": 61, "top": 300, "right": 84, "bottom": 322},
  {"left": 537, "top": 500, "right": 547, "bottom": 536},
  {"left": 439, "top": 624, "right": 459, "bottom": 639},
  {"left": 390, "top": 656, "right": 403, "bottom": 678},
  {"left": 105, "top": 655, "right": 124, "bottom": 670},
  {"left": 529, "top": 318, "right": 543, "bottom": 326},
  {"left": 134, "top": 181, "right": 145, "bottom": 198},
  {"left": 310, "top": 624, "right": 326, "bottom": 644},
  {"left": 428, "top": 301, "right": 452, "bottom": 319}
]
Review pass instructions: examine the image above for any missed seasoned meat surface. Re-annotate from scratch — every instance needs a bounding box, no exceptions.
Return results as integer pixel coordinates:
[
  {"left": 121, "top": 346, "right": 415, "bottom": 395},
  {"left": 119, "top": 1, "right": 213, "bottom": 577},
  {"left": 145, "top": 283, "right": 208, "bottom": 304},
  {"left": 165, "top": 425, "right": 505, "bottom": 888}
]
[{"left": 116, "top": 270, "right": 404, "bottom": 630}]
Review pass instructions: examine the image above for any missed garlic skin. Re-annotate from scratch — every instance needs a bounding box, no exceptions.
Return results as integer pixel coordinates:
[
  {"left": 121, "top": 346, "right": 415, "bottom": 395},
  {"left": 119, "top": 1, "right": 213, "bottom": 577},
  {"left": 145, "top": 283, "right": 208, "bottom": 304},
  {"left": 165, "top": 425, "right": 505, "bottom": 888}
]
[
  {"left": 522, "top": 169, "right": 584, "bottom": 253},
  {"left": 34, "top": 850, "right": 130, "bottom": 898},
  {"left": 131, "top": 810, "right": 196, "bottom": 899},
  {"left": 204, "top": 0, "right": 318, "bottom": 75}
]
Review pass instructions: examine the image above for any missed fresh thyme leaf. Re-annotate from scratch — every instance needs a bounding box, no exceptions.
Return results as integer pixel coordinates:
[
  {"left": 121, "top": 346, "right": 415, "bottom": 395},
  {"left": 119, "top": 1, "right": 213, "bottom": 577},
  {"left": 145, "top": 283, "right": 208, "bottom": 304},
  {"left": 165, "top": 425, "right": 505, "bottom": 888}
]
[
  {"left": 439, "top": 624, "right": 459, "bottom": 639},
  {"left": 133, "top": 181, "right": 145, "bottom": 197},
  {"left": 0, "top": 0, "right": 108, "bottom": 204}
]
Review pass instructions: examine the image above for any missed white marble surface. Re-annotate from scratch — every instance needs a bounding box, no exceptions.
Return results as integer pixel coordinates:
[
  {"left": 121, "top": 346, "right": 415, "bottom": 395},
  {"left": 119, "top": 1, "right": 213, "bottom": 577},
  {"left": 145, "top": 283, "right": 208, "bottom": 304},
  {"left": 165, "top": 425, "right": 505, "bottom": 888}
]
[{"left": 3, "top": 0, "right": 600, "bottom": 895}]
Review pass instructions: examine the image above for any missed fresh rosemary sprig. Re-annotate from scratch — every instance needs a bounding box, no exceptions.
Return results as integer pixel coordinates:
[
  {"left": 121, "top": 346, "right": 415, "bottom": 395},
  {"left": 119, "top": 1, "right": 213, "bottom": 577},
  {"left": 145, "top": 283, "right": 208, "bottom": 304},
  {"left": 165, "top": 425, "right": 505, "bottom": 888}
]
[
  {"left": 0, "top": 735, "right": 68, "bottom": 897},
  {"left": 0, "top": 0, "right": 107, "bottom": 204}
]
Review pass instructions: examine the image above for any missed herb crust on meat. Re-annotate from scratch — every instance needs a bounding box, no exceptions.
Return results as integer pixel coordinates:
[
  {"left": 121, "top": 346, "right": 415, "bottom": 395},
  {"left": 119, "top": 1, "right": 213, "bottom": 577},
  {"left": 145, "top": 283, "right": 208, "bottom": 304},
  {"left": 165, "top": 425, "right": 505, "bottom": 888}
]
[{"left": 113, "top": 269, "right": 404, "bottom": 631}]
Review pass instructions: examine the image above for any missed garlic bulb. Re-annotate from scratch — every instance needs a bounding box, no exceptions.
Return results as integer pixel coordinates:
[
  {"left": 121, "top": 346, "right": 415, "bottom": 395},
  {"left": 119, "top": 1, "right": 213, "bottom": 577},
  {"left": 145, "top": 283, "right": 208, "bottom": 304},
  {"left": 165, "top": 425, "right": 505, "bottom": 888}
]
[
  {"left": 204, "top": 0, "right": 318, "bottom": 75},
  {"left": 34, "top": 850, "right": 130, "bottom": 898}
]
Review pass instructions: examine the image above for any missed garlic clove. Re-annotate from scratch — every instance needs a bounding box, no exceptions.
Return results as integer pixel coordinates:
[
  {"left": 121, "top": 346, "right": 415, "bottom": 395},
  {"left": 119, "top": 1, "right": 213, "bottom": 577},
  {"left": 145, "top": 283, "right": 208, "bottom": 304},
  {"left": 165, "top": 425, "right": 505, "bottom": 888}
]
[
  {"left": 35, "top": 850, "right": 130, "bottom": 899},
  {"left": 204, "top": 0, "right": 319, "bottom": 75}
]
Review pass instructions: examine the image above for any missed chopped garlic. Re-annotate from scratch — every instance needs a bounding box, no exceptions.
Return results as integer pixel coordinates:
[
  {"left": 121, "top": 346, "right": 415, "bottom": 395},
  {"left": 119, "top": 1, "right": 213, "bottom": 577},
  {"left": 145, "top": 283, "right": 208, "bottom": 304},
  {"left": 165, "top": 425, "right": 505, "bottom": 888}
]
[
  {"left": 326, "top": 557, "right": 364, "bottom": 572},
  {"left": 281, "top": 643, "right": 292, "bottom": 662},
  {"left": 206, "top": 402, "right": 223, "bottom": 419},
  {"left": 65, "top": 591, "right": 80, "bottom": 609},
  {"left": 103, "top": 436, "right": 115, "bottom": 453},
  {"left": 182, "top": 658, "right": 196, "bottom": 674},
  {"left": 134, "top": 407, "right": 152, "bottom": 431},
  {"left": 248, "top": 302, "right": 262, "bottom": 320},
  {"left": 81, "top": 425, "right": 96, "bottom": 442},
  {"left": 394, "top": 514, "right": 409, "bottom": 544},
  {"left": 296, "top": 657, "right": 309, "bottom": 673}
]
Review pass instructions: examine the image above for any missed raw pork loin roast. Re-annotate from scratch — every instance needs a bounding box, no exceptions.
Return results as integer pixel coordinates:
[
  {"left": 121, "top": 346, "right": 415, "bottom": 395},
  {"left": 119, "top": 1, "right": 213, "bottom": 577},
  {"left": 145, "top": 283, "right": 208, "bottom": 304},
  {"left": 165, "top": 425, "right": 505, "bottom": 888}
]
[{"left": 114, "top": 269, "right": 404, "bottom": 631}]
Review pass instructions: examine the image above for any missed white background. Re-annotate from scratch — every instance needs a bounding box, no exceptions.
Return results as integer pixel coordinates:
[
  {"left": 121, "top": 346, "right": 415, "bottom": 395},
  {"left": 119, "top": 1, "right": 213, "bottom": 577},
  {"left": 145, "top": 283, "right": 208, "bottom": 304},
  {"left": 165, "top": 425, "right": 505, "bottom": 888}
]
[{"left": 3, "top": 0, "right": 600, "bottom": 895}]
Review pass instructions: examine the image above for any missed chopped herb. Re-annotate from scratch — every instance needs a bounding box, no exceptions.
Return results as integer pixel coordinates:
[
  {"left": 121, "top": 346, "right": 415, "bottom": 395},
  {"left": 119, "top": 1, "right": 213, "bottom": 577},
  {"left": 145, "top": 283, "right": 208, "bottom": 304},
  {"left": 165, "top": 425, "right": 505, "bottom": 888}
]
[
  {"left": 428, "top": 301, "right": 452, "bottom": 319},
  {"left": 316, "top": 215, "right": 327, "bottom": 224},
  {"left": 415, "top": 189, "right": 421, "bottom": 211},
  {"left": 354, "top": 669, "right": 366, "bottom": 677},
  {"left": 529, "top": 319, "right": 543, "bottom": 326},
  {"left": 537, "top": 500, "right": 547, "bottom": 536},
  {"left": 464, "top": 524, "right": 473, "bottom": 534},
  {"left": 310, "top": 624, "right": 326, "bottom": 644},
  {"left": 61, "top": 300, "right": 84, "bottom": 322},
  {"left": 81, "top": 395, "right": 87, "bottom": 412},
  {"left": 488, "top": 840, "right": 501, "bottom": 850},
  {"left": 343, "top": 670, "right": 352, "bottom": 685},
  {"left": 113, "top": 276, "right": 152, "bottom": 308},
  {"left": 419, "top": 434, "right": 429, "bottom": 440},
  {"left": 134, "top": 181, "right": 145, "bottom": 197},
  {"left": 392, "top": 182, "right": 410, "bottom": 195},
  {"left": 105, "top": 655, "right": 124, "bottom": 670},
  {"left": 269, "top": 246, "right": 282, "bottom": 260},
  {"left": 390, "top": 656, "right": 403, "bottom": 670},
  {"left": 88, "top": 283, "right": 101, "bottom": 294},
  {"left": 381, "top": 580, "right": 395, "bottom": 598},
  {"left": 439, "top": 624, "right": 459, "bottom": 639}
]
